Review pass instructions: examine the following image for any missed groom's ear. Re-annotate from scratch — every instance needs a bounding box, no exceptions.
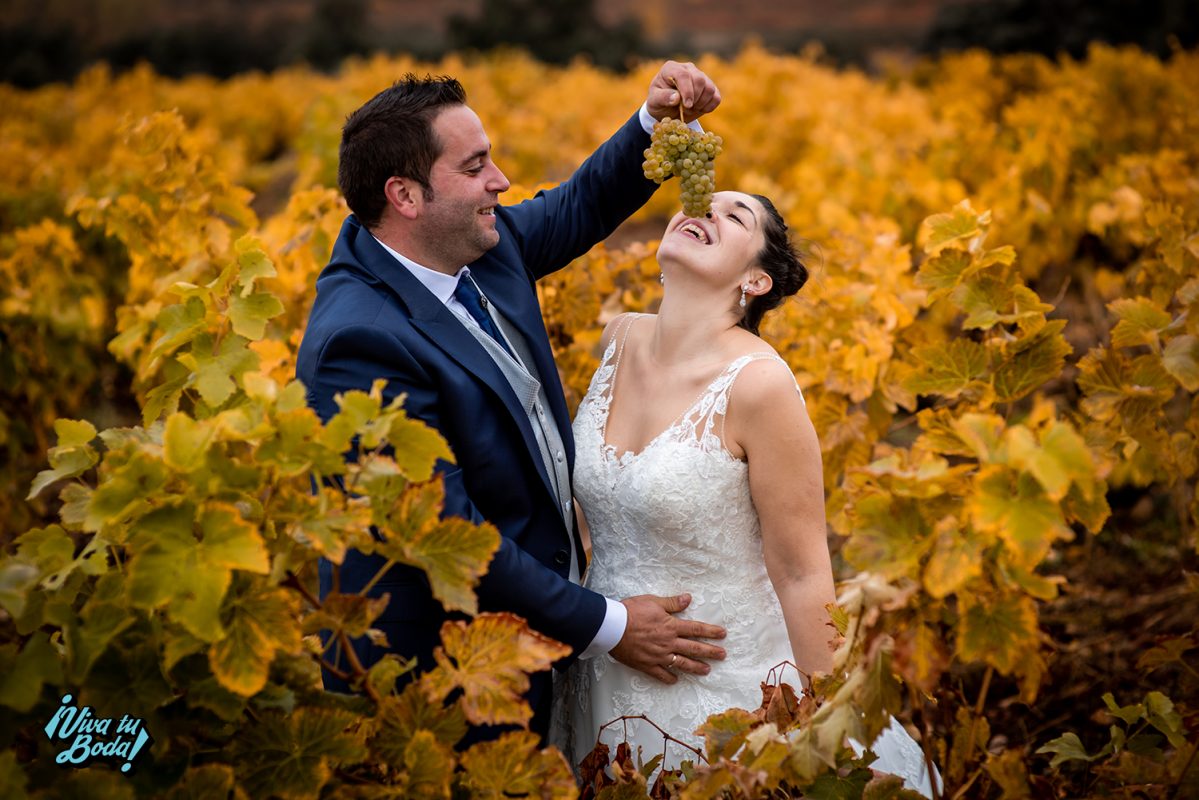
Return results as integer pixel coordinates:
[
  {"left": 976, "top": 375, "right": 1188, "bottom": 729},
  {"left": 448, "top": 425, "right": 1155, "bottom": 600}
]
[{"left": 384, "top": 176, "right": 424, "bottom": 220}]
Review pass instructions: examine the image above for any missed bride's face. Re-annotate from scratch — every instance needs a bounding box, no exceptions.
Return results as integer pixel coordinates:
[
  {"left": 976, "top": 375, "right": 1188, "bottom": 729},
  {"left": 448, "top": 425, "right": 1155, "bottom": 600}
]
[{"left": 657, "top": 191, "right": 768, "bottom": 291}]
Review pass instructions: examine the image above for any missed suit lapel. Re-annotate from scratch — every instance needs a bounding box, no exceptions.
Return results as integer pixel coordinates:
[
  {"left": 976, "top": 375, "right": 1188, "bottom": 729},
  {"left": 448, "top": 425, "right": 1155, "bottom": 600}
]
[
  {"left": 344, "top": 220, "right": 557, "bottom": 498},
  {"left": 471, "top": 253, "right": 576, "bottom": 467}
]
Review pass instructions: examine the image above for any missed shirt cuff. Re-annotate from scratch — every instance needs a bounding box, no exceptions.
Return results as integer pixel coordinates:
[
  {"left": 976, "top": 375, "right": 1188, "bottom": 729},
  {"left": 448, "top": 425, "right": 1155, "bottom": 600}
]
[
  {"left": 579, "top": 596, "right": 628, "bottom": 658},
  {"left": 638, "top": 102, "right": 704, "bottom": 135}
]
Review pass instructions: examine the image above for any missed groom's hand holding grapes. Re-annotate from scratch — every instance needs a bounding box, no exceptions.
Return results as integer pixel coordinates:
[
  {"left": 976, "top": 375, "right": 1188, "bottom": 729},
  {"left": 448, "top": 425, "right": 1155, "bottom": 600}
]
[
  {"left": 612, "top": 594, "right": 727, "bottom": 684},
  {"left": 645, "top": 60, "right": 721, "bottom": 123}
]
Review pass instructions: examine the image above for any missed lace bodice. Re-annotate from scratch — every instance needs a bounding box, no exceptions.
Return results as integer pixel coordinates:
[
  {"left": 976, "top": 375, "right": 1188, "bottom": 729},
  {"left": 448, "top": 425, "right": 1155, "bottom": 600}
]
[
  {"left": 556, "top": 314, "right": 800, "bottom": 763},
  {"left": 574, "top": 314, "right": 796, "bottom": 642},
  {"left": 552, "top": 314, "right": 936, "bottom": 797}
]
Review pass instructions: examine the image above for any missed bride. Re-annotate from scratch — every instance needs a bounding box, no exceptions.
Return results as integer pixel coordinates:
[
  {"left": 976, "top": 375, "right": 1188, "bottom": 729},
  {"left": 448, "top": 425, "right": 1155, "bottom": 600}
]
[{"left": 553, "top": 191, "right": 936, "bottom": 796}]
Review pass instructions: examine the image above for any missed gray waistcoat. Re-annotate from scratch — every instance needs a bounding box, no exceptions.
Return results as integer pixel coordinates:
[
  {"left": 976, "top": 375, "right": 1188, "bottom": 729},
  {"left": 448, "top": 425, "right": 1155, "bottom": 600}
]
[{"left": 461, "top": 303, "right": 578, "bottom": 582}]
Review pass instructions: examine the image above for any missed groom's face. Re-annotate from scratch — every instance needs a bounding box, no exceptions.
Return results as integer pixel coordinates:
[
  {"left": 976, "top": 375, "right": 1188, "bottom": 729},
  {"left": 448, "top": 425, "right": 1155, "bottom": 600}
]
[{"left": 417, "top": 104, "right": 511, "bottom": 266}]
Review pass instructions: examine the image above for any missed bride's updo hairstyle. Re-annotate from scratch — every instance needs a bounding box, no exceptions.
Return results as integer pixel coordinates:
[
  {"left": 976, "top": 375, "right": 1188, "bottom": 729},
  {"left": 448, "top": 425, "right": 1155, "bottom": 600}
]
[{"left": 738, "top": 194, "right": 809, "bottom": 336}]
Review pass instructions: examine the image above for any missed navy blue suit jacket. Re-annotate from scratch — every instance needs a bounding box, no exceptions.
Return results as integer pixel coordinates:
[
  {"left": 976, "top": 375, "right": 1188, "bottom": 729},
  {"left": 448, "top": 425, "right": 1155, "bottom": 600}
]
[{"left": 295, "top": 111, "right": 657, "bottom": 736}]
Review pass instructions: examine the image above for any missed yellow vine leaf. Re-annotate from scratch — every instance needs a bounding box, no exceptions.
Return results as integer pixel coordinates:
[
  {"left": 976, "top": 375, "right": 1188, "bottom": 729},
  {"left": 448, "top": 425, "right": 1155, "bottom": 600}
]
[
  {"left": 1109, "top": 297, "right": 1171, "bottom": 349},
  {"left": 127, "top": 502, "right": 269, "bottom": 642},
  {"left": 950, "top": 413, "right": 1006, "bottom": 462},
  {"left": 229, "top": 292, "right": 285, "bottom": 340},
  {"left": 1005, "top": 421, "right": 1094, "bottom": 500},
  {"left": 972, "top": 468, "right": 1071, "bottom": 569},
  {"left": 210, "top": 584, "right": 302, "bottom": 697},
  {"left": 1065, "top": 481, "right": 1113, "bottom": 533},
  {"left": 27, "top": 419, "right": 98, "bottom": 500},
  {"left": 1075, "top": 347, "right": 1124, "bottom": 417},
  {"left": 947, "top": 705, "right": 991, "bottom": 783},
  {"left": 916, "top": 408, "right": 976, "bottom": 457},
  {"left": 457, "top": 731, "right": 576, "bottom": 800},
  {"left": 993, "top": 321, "right": 1073, "bottom": 403},
  {"left": 234, "top": 236, "right": 278, "bottom": 296},
  {"left": 956, "top": 593, "right": 1039, "bottom": 676},
  {"left": 893, "top": 623, "right": 950, "bottom": 694},
  {"left": 422, "top": 613, "right": 569, "bottom": 727},
  {"left": 1163, "top": 334, "right": 1199, "bottom": 391},
  {"left": 370, "top": 682, "right": 468, "bottom": 764},
  {"left": 952, "top": 277, "right": 1051, "bottom": 332},
  {"left": 915, "top": 249, "right": 973, "bottom": 295},
  {"left": 919, "top": 200, "right": 989, "bottom": 255},
  {"left": 163, "top": 413, "right": 216, "bottom": 472},
  {"left": 696, "top": 708, "right": 757, "bottom": 761},
  {"left": 300, "top": 592, "right": 389, "bottom": 640},
  {"left": 376, "top": 414, "right": 455, "bottom": 482},
  {"left": 289, "top": 503, "right": 373, "bottom": 564},
  {"left": 787, "top": 725, "right": 838, "bottom": 782},
  {"left": 376, "top": 481, "right": 500, "bottom": 615},
  {"left": 396, "top": 730, "right": 454, "bottom": 800},
  {"left": 842, "top": 494, "right": 933, "bottom": 579},
  {"left": 922, "top": 518, "right": 985, "bottom": 598},
  {"left": 904, "top": 340, "right": 989, "bottom": 398}
]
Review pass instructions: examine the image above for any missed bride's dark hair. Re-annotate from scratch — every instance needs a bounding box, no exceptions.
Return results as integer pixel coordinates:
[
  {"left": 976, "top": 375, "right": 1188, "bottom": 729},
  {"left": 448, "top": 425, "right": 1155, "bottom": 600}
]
[{"left": 737, "top": 195, "right": 809, "bottom": 336}]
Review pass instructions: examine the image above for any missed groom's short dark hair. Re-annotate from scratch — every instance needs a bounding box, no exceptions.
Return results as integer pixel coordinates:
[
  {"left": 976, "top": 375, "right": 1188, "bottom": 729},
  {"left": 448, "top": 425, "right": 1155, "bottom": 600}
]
[{"left": 338, "top": 74, "right": 468, "bottom": 228}]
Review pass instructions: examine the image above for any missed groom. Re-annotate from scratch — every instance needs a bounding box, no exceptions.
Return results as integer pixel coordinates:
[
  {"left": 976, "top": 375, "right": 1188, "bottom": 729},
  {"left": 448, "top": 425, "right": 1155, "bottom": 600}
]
[{"left": 296, "top": 62, "right": 727, "bottom": 739}]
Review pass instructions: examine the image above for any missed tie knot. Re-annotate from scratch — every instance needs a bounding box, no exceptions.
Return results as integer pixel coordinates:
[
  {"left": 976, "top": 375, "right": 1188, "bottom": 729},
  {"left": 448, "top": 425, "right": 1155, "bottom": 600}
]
[
  {"left": 454, "top": 275, "right": 513, "bottom": 357},
  {"left": 454, "top": 275, "right": 487, "bottom": 318}
]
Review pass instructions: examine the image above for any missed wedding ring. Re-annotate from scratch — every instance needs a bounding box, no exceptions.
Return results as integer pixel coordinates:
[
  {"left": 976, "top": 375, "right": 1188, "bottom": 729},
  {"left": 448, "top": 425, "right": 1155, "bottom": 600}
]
[{"left": 668, "top": 654, "right": 677, "bottom": 668}]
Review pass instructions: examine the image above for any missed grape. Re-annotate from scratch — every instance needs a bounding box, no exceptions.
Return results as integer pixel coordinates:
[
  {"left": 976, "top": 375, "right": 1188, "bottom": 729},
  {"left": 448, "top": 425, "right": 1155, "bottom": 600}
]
[{"left": 642, "top": 117, "right": 723, "bottom": 218}]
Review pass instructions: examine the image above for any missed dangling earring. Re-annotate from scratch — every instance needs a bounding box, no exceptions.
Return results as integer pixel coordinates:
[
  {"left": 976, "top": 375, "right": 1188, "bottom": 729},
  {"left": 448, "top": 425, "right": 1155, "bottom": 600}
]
[
  {"left": 739, "top": 285, "right": 748, "bottom": 308},
  {"left": 659, "top": 272, "right": 665, "bottom": 285}
]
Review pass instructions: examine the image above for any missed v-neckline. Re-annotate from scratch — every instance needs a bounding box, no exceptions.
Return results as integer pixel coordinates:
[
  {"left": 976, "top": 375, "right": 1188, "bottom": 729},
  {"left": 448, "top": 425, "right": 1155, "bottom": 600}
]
[{"left": 600, "top": 343, "right": 744, "bottom": 466}]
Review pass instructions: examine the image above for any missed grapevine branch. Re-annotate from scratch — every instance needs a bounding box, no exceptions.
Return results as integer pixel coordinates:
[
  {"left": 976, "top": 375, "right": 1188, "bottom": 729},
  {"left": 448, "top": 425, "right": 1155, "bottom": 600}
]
[
  {"left": 949, "top": 666, "right": 994, "bottom": 800},
  {"left": 597, "top": 714, "right": 708, "bottom": 765},
  {"left": 281, "top": 571, "right": 358, "bottom": 686},
  {"left": 909, "top": 685, "right": 943, "bottom": 800}
]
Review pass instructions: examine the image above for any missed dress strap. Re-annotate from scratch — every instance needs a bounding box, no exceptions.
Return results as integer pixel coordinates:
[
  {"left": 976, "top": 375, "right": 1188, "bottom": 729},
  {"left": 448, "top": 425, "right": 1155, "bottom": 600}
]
[
  {"left": 693, "top": 352, "right": 804, "bottom": 450},
  {"left": 592, "top": 313, "right": 646, "bottom": 407}
]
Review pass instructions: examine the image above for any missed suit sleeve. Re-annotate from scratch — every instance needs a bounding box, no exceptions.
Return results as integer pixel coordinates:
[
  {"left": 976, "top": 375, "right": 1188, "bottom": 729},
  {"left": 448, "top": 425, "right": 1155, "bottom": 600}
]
[
  {"left": 308, "top": 323, "right": 608, "bottom": 661},
  {"left": 499, "top": 110, "right": 660, "bottom": 281}
]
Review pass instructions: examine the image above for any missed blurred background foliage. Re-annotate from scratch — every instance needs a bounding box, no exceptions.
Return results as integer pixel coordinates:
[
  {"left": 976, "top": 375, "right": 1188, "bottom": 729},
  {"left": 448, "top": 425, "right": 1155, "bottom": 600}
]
[{"left": 2, "top": 0, "right": 1197, "bottom": 89}]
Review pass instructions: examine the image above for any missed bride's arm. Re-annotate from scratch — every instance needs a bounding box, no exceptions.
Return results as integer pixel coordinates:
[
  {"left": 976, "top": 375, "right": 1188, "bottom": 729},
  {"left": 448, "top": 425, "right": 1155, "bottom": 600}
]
[{"left": 728, "top": 360, "right": 837, "bottom": 685}]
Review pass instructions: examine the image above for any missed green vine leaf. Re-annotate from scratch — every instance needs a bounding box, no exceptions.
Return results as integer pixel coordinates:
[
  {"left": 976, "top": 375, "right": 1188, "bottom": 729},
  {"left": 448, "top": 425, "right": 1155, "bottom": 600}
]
[
  {"left": 235, "top": 708, "right": 367, "bottom": 800},
  {"left": 211, "top": 582, "right": 302, "bottom": 696}
]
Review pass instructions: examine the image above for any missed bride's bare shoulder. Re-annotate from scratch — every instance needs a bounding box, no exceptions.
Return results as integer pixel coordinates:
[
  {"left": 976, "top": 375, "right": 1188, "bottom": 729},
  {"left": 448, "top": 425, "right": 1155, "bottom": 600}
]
[
  {"left": 728, "top": 346, "right": 806, "bottom": 417},
  {"left": 599, "top": 312, "right": 656, "bottom": 353}
]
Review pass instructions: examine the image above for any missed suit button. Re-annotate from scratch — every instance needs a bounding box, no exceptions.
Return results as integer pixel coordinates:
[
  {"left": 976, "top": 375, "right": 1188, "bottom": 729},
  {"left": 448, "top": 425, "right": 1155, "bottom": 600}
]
[{"left": 553, "top": 549, "right": 569, "bottom": 566}]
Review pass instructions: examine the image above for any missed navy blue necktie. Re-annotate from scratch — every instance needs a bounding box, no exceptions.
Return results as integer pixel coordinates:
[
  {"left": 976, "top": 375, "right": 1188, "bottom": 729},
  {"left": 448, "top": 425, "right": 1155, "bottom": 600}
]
[{"left": 454, "top": 275, "right": 513, "bottom": 357}]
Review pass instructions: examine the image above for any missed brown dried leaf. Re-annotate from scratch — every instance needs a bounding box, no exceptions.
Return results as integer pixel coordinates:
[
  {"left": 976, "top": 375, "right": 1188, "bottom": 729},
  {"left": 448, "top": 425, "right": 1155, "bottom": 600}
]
[{"left": 578, "top": 740, "right": 614, "bottom": 799}]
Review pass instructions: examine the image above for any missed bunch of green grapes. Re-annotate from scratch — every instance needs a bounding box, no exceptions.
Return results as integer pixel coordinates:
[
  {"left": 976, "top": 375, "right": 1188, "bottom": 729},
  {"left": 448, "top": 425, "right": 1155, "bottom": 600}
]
[{"left": 642, "top": 117, "right": 724, "bottom": 218}]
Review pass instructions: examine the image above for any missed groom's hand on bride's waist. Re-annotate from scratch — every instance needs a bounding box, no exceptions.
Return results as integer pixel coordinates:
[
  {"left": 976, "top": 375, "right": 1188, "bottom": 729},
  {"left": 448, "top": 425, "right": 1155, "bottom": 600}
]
[{"left": 611, "top": 594, "right": 727, "bottom": 684}]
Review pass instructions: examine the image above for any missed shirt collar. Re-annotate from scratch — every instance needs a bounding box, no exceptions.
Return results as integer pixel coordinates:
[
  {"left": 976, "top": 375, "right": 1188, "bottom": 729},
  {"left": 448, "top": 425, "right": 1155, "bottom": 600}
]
[{"left": 371, "top": 233, "right": 467, "bottom": 306}]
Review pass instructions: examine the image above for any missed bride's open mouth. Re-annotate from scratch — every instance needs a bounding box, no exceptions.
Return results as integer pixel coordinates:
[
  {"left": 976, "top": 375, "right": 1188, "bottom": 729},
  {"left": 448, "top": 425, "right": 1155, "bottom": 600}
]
[{"left": 677, "top": 220, "right": 712, "bottom": 244}]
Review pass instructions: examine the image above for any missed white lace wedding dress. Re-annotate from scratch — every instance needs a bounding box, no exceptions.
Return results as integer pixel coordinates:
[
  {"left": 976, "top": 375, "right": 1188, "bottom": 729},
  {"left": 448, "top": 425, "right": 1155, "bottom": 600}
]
[{"left": 552, "top": 315, "right": 936, "bottom": 797}]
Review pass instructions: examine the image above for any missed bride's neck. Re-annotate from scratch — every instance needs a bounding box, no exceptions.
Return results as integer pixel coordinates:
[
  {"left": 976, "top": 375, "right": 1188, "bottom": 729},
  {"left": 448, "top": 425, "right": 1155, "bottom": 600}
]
[{"left": 650, "top": 288, "right": 739, "bottom": 366}]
